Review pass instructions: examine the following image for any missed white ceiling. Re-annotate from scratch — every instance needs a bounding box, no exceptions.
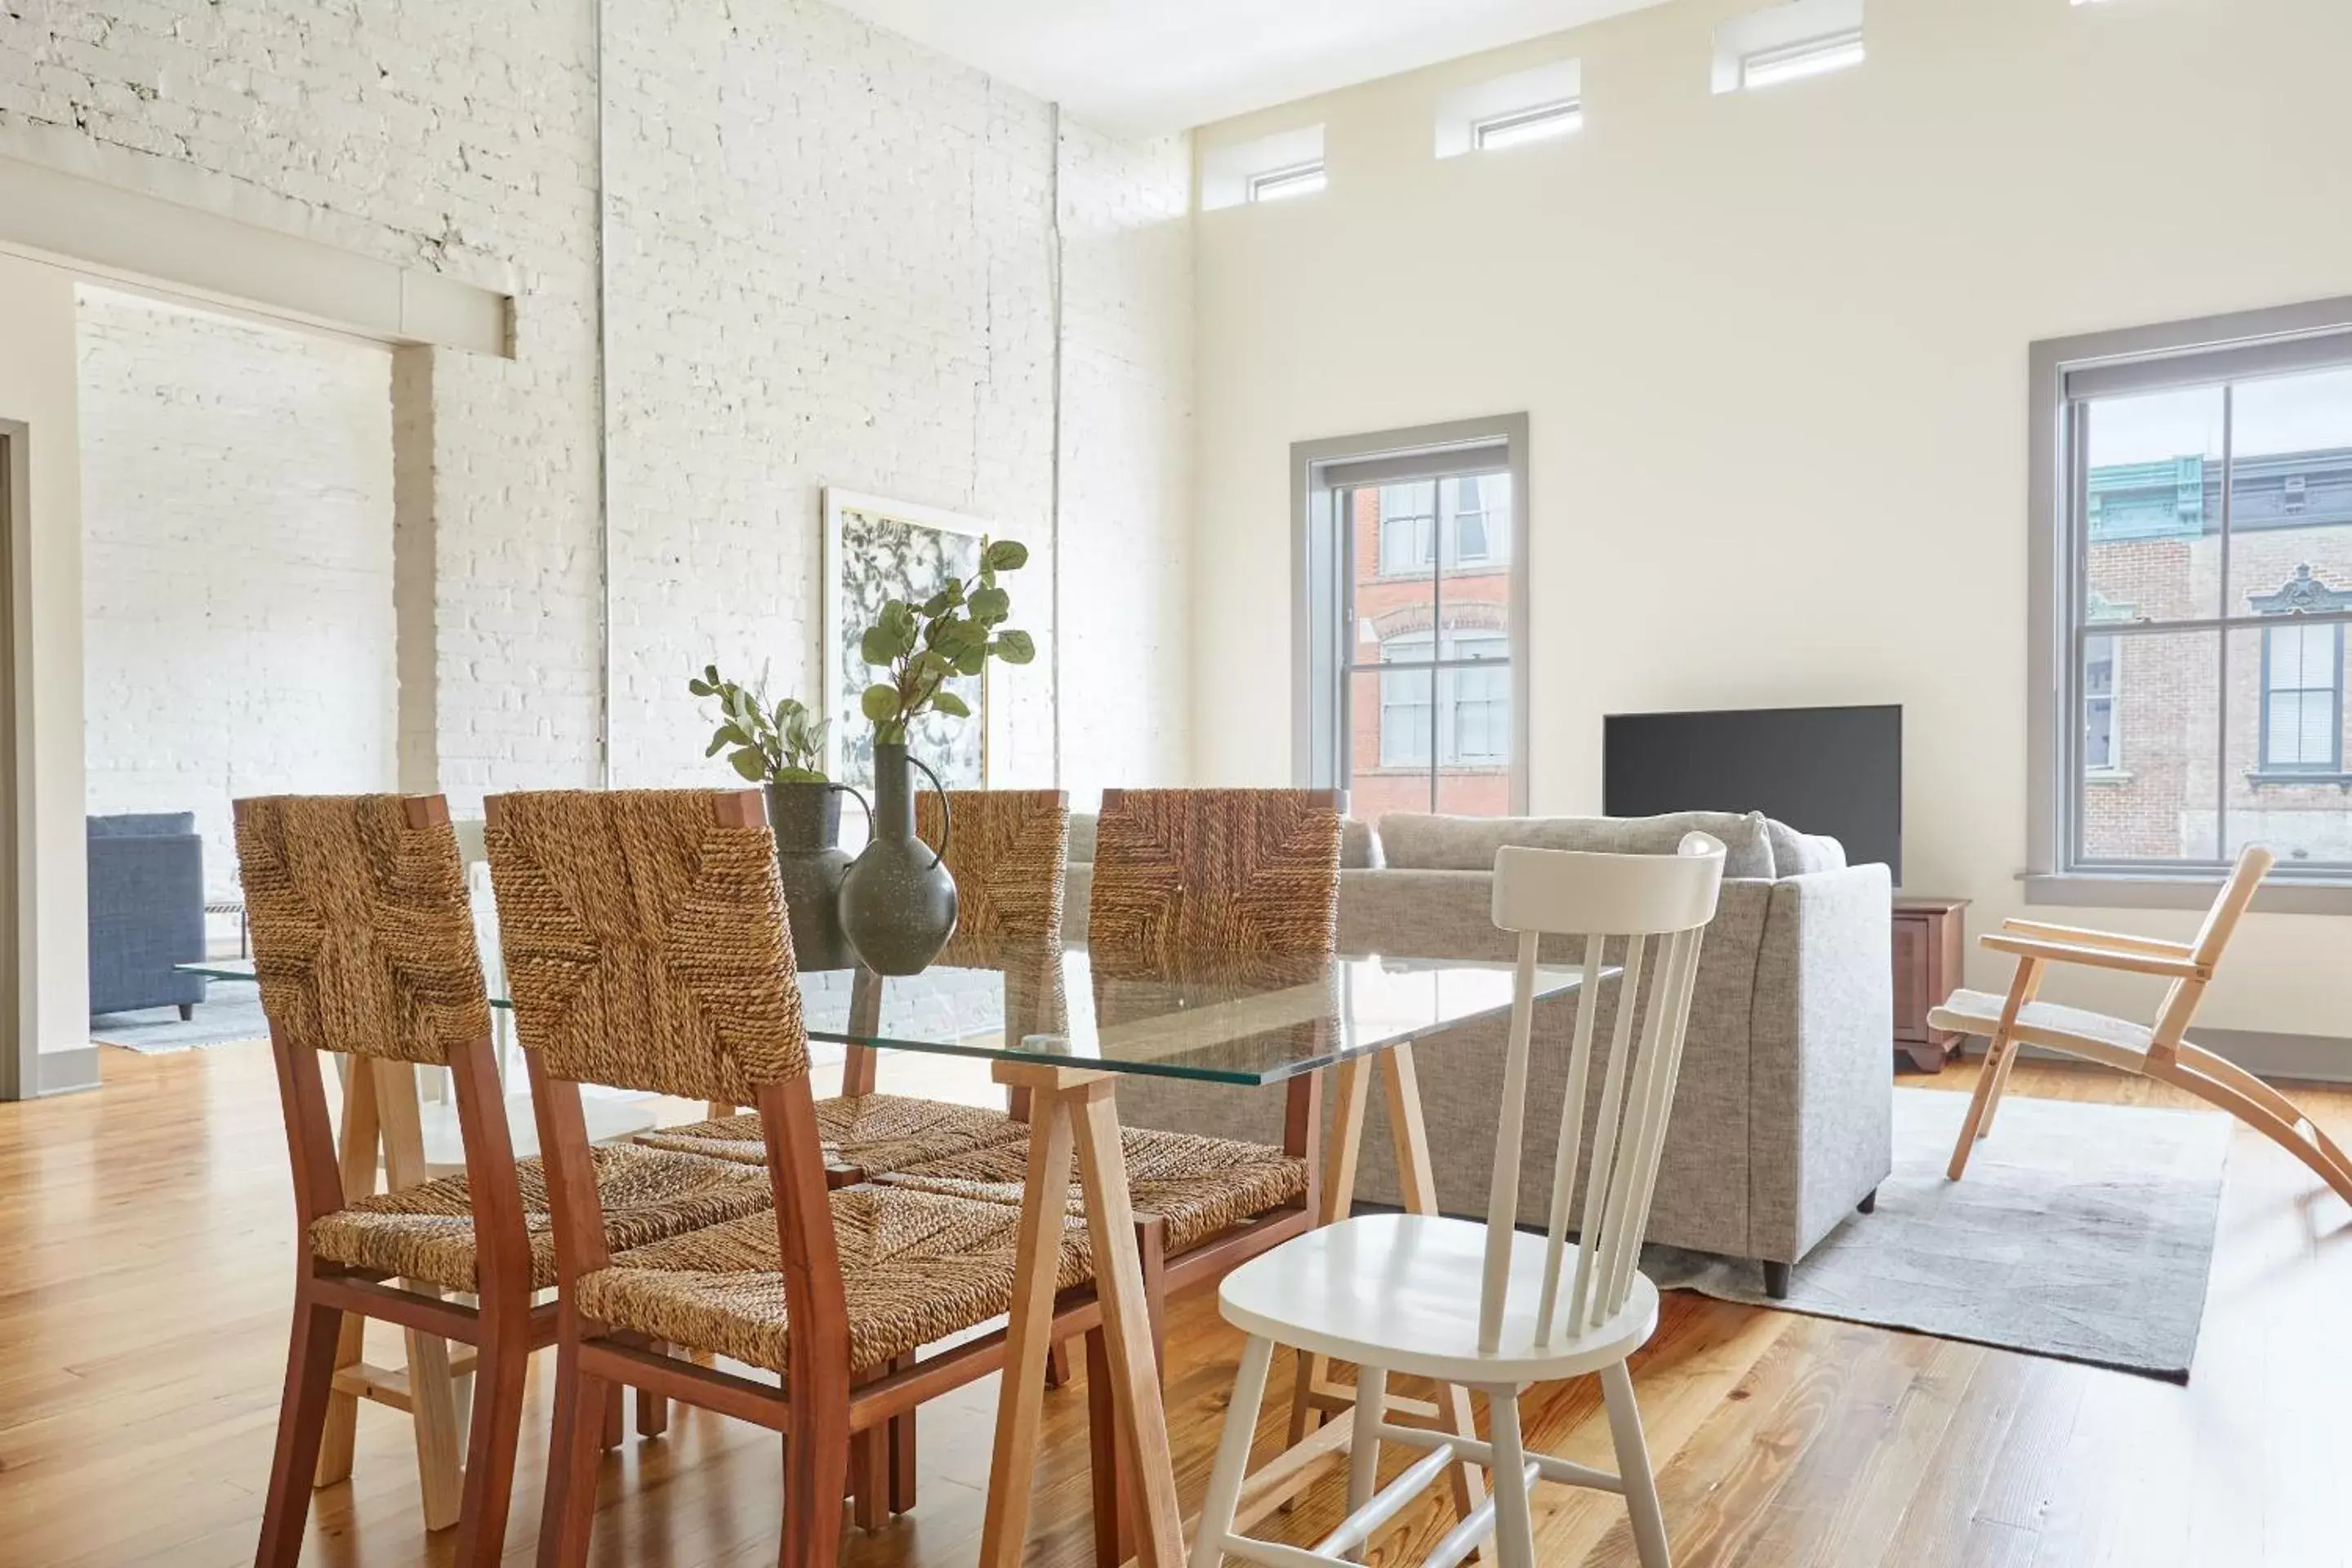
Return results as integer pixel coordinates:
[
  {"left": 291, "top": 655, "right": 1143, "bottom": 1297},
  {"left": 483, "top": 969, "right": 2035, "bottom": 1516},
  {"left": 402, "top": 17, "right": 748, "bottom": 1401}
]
[{"left": 826, "top": 0, "right": 1680, "bottom": 137}]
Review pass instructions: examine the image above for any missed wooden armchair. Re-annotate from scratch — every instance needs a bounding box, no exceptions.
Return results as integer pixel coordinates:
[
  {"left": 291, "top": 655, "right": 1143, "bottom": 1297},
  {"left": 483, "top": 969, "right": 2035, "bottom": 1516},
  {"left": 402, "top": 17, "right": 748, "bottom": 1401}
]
[{"left": 1934, "top": 845, "right": 2352, "bottom": 1204}]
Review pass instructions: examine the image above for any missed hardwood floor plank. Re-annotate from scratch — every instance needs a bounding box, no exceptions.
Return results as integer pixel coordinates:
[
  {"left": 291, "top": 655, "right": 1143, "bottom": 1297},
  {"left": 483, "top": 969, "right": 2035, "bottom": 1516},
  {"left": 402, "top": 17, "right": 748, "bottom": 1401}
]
[{"left": 6, "top": 1044, "right": 2350, "bottom": 1565}]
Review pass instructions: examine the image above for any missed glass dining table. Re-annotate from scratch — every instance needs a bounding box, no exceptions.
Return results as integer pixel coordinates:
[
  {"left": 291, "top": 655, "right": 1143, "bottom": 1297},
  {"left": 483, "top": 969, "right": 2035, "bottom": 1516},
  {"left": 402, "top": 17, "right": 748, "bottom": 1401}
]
[{"left": 191, "top": 939, "right": 1606, "bottom": 1566}]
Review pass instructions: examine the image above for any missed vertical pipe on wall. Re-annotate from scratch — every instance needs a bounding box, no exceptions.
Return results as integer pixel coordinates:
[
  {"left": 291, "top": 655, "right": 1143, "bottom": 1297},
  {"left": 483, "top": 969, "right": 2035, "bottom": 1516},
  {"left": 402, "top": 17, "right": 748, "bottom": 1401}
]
[
  {"left": 1048, "top": 103, "right": 1067, "bottom": 787},
  {"left": 593, "top": 0, "right": 617, "bottom": 788}
]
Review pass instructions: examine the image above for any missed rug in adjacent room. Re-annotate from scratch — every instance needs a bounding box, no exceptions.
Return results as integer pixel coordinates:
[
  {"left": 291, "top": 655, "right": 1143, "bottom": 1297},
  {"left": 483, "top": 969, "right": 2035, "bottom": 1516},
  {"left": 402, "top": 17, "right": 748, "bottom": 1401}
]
[
  {"left": 1648, "top": 1087, "right": 2231, "bottom": 1382},
  {"left": 91, "top": 978, "right": 270, "bottom": 1054}
]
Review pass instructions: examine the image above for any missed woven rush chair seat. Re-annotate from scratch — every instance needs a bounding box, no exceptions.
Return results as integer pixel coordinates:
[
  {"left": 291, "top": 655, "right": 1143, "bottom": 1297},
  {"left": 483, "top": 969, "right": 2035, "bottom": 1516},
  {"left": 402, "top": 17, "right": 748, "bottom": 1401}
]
[
  {"left": 636, "top": 1091, "right": 1027, "bottom": 1176},
  {"left": 310, "top": 1143, "right": 773, "bottom": 1294},
  {"left": 572, "top": 1184, "right": 1097, "bottom": 1375},
  {"left": 878, "top": 1125, "right": 1310, "bottom": 1254}
]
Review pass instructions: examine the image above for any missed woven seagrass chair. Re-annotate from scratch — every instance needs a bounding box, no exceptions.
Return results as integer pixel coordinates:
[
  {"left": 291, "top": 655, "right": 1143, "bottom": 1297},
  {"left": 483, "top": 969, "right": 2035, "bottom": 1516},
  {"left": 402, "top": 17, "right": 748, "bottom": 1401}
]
[
  {"left": 630, "top": 789, "right": 1072, "bottom": 1520},
  {"left": 888, "top": 786, "right": 1339, "bottom": 1563},
  {"left": 485, "top": 787, "right": 1113, "bottom": 1566},
  {"left": 241, "top": 794, "right": 774, "bottom": 1568},
  {"left": 639, "top": 789, "right": 1068, "bottom": 1172}
]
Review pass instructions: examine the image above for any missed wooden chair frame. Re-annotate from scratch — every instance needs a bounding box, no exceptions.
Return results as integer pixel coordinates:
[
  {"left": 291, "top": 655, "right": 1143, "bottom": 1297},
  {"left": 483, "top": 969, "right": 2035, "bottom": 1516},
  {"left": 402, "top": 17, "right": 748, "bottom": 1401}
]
[
  {"left": 1946, "top": 846, "right": 2352, "bottom": 1204},
  {"left": 498, "top": 789, "right": 1120, "bottom": 1567},
  {"left": 252, "top": 795, "right": 555, "bottom": 1568}
]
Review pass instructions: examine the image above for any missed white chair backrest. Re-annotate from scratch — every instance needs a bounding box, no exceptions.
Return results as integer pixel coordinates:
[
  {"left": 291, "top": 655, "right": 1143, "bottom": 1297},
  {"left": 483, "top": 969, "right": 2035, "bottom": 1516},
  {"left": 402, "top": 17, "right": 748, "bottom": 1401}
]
[{"left": 1478, "top": 832, "right": 1727, "bottom": 1354}]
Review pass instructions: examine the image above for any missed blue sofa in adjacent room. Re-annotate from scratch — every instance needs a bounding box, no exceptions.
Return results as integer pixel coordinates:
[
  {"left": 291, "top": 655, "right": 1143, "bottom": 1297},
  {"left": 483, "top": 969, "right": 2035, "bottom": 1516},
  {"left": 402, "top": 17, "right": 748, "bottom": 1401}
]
[{"left": 88, "top": 813, "right": 207, "bottom": 1020}]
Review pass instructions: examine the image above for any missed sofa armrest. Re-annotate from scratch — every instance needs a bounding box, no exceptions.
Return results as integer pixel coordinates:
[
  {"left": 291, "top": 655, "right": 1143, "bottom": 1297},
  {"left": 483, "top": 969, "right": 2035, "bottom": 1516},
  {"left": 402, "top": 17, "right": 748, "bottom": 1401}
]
[
  {"left": 1748, "top": 864, "right": 1895, "bottom": 1264},
  {"left": 87, "top": 833, "right": 207, "bottom": 1015}
]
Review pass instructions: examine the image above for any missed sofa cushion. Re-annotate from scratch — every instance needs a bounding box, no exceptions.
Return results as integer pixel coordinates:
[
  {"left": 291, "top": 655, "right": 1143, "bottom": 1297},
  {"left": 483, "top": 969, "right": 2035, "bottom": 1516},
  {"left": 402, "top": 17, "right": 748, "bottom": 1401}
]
[
  {"left": 1764, "top": 818, "right": 1847, "bottom": 877},
  {"left": 89, "top": 812, "right": 198, "bottom": 839},
  {"left": 1378, "top": 811, "right": 1775, "bottom": 880},
  {"left": 1068, "top": 809, "right": 1380, "bottom": 870}
]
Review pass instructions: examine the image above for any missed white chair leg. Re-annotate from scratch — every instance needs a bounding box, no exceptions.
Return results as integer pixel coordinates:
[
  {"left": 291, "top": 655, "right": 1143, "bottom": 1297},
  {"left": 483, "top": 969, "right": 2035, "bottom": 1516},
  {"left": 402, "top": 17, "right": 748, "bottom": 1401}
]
[
  {"left": 1487, "top": 1385, "right": 1538, "bottom": 1568},
  {"left": 1601, "top": 1360, "right": 1672, "bottom": 1568},
  {"left": 1345, "top": 1365, "right": 1388, "bottom": 1558},
  {"left": 1191, "top": 1334, "right": 1276, "bottom": 1568}
]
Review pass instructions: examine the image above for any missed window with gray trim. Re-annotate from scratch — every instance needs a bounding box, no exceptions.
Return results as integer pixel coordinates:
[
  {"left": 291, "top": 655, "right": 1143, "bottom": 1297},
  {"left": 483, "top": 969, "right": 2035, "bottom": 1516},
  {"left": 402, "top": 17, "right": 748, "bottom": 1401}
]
[
  {"left": 1295, "top": 418, "right": 1529, "bottom": 819},
  {"left": 2053, "top": 341, "right": 2352, "bottom": 875}
]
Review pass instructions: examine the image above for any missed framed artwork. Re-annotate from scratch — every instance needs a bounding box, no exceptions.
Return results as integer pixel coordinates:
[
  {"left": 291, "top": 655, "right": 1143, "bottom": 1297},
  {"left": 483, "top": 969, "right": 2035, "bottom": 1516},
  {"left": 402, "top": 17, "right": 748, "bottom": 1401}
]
[{"left": 822, "top": 488, "right": 997, "bottom": 791}]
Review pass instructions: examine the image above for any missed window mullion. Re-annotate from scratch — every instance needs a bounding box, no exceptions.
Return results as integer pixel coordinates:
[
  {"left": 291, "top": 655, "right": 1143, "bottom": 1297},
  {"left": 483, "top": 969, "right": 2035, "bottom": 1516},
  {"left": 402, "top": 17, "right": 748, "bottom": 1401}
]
[
  {"left": 2216, "top": 383, "right": 2234, "bottom": 859},
  {"left": 1424, "top": 479, "right": 1441, "bottom": 808},
  {"left": 2069, "top": 397, "right": 2092, "bottom": 870}
]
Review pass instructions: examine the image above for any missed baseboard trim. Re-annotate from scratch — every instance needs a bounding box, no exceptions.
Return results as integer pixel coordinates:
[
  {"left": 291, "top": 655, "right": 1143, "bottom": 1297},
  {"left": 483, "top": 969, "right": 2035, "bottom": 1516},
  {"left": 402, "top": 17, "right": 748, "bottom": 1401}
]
[
  {"left": 1961, "top": 1027, "right": 2352, "bottom": 1086},
  {"left": 38, "top": 1046, "right": 100, "bottom": 1096}
]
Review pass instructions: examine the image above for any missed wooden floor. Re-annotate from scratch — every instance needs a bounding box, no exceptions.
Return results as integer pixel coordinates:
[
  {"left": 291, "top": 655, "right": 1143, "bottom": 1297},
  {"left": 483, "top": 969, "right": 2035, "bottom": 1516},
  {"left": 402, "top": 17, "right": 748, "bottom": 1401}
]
[{"left": 7, "top": 1044, "right": 2352, "bottom": 1567}]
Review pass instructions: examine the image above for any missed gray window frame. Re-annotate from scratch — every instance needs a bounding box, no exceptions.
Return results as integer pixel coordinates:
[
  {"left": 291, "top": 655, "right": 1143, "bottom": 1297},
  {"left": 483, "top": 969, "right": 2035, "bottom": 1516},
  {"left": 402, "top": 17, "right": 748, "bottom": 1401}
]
[
  {"left": 1293, "top": 414, "right": 1531, "bottom": 815},
  {"left": 2026, "top": 296, "right": 2352, "bottom": 912}
]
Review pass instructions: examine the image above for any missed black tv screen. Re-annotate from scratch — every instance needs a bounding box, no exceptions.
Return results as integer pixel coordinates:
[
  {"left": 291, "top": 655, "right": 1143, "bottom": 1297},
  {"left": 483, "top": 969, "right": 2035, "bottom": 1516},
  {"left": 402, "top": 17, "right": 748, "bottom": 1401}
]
[{"left": 1603, "top": 705, "right": 1902, "bottom": 881}]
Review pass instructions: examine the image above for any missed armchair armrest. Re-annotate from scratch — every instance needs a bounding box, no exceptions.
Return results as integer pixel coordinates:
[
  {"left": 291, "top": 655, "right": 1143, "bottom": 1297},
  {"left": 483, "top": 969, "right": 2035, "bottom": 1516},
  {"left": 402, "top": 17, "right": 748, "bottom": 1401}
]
[
  {"left": 1980, "top": 931, "right": 2205, "bottom": 979},
  {"left": 1997, "top": 919, "right": 2194, "bottom": 959}
]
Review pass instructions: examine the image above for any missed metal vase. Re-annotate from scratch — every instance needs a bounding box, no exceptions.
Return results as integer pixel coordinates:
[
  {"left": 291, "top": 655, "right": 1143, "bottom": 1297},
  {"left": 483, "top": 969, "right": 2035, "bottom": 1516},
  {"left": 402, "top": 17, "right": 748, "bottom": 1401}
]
[
  {"left": 837, "top": 742, "right": 958, "bottom": 976},
  {"left": 764, "top": 780, "right": 858, "bottom": 973}
]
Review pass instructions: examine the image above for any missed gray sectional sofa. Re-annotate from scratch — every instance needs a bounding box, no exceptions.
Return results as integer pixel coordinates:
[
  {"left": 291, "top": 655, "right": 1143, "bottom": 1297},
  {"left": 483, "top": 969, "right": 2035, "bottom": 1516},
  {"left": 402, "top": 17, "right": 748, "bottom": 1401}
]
[{"left": 1070, "top": 808, "right": 1893, "bottom": 1295}]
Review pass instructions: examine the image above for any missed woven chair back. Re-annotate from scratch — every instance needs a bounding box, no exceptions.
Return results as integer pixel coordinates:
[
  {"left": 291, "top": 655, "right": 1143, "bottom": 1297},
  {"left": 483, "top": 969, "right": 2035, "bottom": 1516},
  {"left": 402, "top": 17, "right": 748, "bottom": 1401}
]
[
  {"left": 483, "top": 789, "right": 808, "bottom": 1105},
  {"left": 1089, "top": 788, "right": 1343, "bottom": 964},
  {"left": 234, "top": 794, "right": 490, "bottom": 1067},
  {"left": 915, "top": 788, "right": 1070, "bottom": 940}
]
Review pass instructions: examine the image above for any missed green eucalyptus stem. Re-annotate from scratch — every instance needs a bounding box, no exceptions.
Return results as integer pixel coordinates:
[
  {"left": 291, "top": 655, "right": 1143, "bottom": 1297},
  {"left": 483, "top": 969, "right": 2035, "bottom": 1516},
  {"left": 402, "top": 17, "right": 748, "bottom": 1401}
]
[
  {"left": 688, "top": 663, "right": 830, "bottom": 784},
  {"left": 858, "top": 535, "right": 1036, "bottom": 745}
]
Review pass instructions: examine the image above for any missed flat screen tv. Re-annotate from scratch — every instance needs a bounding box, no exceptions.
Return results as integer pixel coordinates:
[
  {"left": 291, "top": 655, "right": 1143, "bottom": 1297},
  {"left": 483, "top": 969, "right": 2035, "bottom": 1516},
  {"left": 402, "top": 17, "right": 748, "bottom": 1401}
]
[{"left": 1603, "top": 705, "right": 1902, "bottom": 881}]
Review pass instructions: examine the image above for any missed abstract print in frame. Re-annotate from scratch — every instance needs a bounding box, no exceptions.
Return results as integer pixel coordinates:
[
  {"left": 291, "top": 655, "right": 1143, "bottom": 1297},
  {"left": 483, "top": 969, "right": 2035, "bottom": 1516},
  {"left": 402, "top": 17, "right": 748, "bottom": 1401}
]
[{"left": 822, "top": 489, "right": 994, "bottom": 792}]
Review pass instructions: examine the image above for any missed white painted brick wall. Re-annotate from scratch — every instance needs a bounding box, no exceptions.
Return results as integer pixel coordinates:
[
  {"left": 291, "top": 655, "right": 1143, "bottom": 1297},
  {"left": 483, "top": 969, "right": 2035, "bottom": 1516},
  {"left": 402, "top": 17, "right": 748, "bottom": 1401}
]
[
  {"left": 1058, "top": 122, "right": 1196, "bottom": 807},
  {"left": 7, "top": 0, "right": 1193, "bottom": 817},
  {"left": 76, "top": 287, "right": 397, "bottom": 900},
  {"left": 2, "top": 0, "right": 606, "bottom": 814},
  {"left": 601, "top": 0, "right": 1062, "bottom": 789}
]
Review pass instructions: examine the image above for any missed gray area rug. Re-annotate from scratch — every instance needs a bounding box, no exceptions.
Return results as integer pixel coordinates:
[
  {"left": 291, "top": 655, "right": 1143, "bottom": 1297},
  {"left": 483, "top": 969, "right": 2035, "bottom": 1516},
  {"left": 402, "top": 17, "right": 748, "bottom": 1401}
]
[
  {"left": 92, "top": 978, "right": 270, "bottom": 1053},
  {"left": 1649, "top": 1087, "right": 2230, "bottom": 1382}
]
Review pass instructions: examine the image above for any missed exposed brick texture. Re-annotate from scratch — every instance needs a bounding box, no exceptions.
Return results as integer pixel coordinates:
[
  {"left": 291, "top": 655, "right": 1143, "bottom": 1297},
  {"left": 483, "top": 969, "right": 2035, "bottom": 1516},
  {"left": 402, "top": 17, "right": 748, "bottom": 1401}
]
[
  {"left": 77, "top": 287, "right": 398, "bottom": 900},
  {"left": 4, "top": 0, "right": 1195, "bottom": 833}
]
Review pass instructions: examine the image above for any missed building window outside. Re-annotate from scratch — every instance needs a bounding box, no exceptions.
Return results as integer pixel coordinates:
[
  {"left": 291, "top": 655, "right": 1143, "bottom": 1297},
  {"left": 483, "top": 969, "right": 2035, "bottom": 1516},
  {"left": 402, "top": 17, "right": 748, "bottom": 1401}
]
[
  {"left": 1377, "top": 474, "right": 1509, "bottom": 576},
  {"left": 2048, "top": 321, "right": 2352, "bottom": 879},
  {"left": 1378, "top": 630, "right": 1509, "bottom": 768},
  {"left": 1379, "top": 633, "right": 1436, "bottom": 767},
  {"left": 1298, "top": 418, "right": 1527, "bottom": 821},
  {"left": 2083, "top": 633, "right": 2119, "bottom": 773},
  {"left": 2260, "top": 619, "right": 2344, "bottom": 773}
]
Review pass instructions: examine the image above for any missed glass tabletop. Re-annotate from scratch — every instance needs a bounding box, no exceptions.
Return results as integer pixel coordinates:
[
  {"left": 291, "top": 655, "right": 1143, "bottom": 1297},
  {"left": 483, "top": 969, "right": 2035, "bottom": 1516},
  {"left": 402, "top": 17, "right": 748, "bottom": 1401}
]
[{"left": 183, "top": 940, "right": 1605, "bottom": 1088}]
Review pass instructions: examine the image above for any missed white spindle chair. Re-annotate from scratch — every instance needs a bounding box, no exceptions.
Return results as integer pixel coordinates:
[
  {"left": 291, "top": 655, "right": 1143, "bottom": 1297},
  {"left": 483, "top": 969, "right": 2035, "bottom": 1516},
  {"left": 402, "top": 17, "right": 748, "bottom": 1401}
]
[{"left": 1192, "top": 834, "right": 1728, "bottom": 1568}]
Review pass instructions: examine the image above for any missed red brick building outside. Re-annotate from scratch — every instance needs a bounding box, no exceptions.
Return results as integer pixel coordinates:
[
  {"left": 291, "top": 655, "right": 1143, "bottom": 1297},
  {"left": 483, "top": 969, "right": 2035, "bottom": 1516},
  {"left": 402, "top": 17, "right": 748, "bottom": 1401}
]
[
  {"left": 1342, "top": 476, "right": 1514, "bottom": 820},
  {"left": 2079, "top": 443, "right": 2352, "bottom": 870}
]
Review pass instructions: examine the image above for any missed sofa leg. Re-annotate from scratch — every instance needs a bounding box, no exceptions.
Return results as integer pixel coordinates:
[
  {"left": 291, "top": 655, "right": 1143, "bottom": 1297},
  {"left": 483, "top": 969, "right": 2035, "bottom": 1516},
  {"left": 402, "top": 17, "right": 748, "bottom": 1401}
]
[
  {"left": 178, "top": 1002, "right": 194, "bottom": 1022},
  {"left": 1762, "top": 1261, "right": 1792, "bottom": 1300},
  {"left": 1857, "top": 1187, "right": 1878, "bottom": 1215}
]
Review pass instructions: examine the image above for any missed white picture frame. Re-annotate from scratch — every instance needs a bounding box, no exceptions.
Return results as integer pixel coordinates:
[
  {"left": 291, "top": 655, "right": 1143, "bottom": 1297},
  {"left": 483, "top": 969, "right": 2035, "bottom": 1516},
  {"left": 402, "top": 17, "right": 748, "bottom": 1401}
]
[{"left": 821, "top": 488, "right": 1002, "bottom": 791}]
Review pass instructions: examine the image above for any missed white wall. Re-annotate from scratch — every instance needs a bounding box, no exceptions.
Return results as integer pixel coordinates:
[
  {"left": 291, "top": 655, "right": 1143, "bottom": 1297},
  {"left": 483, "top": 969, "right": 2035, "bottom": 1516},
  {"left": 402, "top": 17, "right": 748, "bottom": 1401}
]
[
  {"left": 1058, "top": 123, "right": 1197, "bottom": 805},
  {"left": 600, "top": 0, "right": 1192, "bottom": 800},
  {"left": 0, "top": 253, "right": 91, "bottom": 1074},
  {"left": 1191, "top": 0, "right": 2352, "bottom": 1039},
  {"left": 78, "top": 288, "right": 398, "bottom": 899}
]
